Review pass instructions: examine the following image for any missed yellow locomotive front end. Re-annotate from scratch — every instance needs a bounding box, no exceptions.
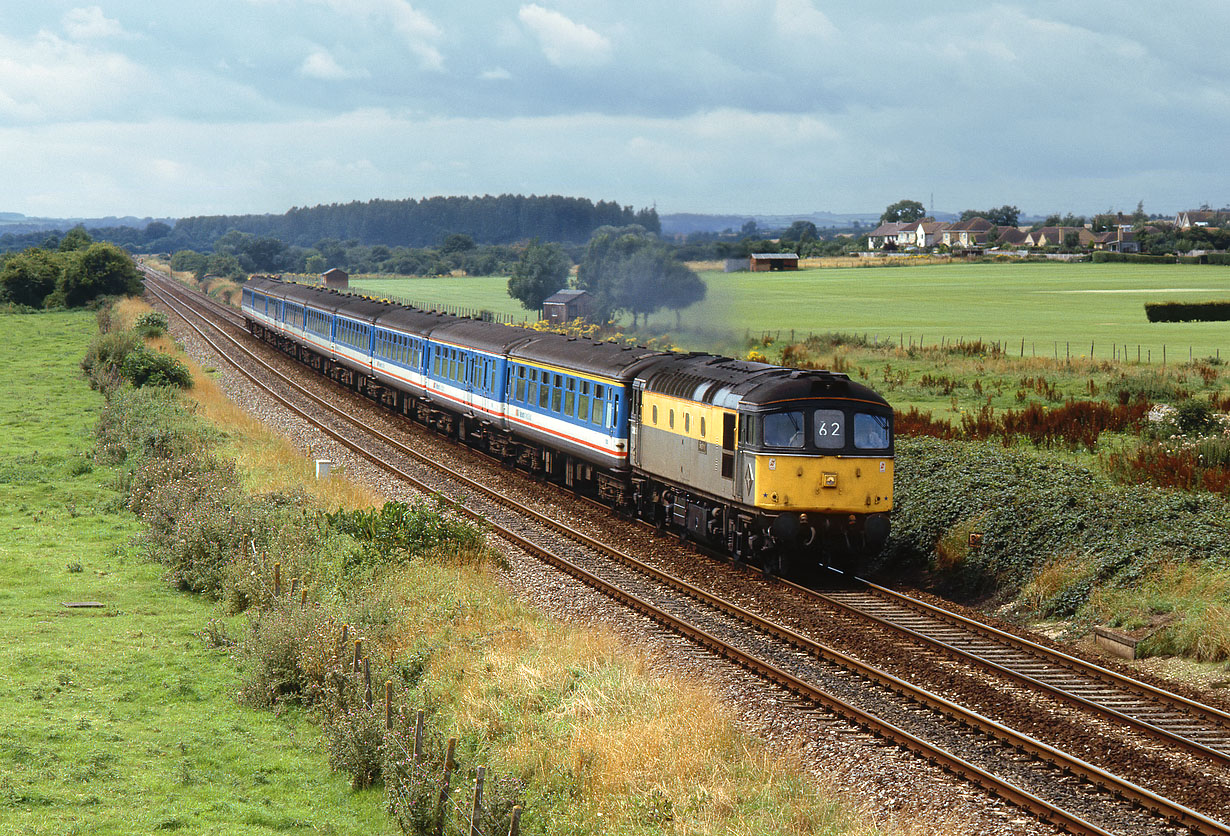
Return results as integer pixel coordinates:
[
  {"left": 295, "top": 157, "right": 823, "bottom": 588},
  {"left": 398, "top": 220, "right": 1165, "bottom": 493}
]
[{"left": 631, "top": 356, "right": 893, "bottom": 576}]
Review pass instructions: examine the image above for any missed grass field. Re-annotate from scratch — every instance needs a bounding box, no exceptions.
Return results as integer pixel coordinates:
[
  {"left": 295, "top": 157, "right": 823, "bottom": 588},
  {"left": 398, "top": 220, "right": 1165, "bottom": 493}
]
[
  {"left": 678, "top": 262, "right": 1230, "bottom": 360},
  {"left": 0, "top": 311, "right": 393, "bottom": 836},
  {"left": 345, "top": 263, "right": 1230, "bottom": 362}
]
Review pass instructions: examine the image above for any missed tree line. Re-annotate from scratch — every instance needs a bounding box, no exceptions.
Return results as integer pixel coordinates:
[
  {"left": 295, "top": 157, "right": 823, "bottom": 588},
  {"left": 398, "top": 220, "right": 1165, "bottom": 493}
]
[
  {"left": 0, "top": 227, "right": 142, "bottom": 309},
  {"left": 170, "top": 194, "right": 659, "bottom": 250}
]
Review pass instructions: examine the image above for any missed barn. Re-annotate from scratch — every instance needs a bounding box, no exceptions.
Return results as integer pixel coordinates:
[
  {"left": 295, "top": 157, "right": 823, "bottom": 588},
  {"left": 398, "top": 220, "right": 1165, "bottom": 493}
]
[
  {"left": 321, "top": 267, "right": 349, "bottom": 289},
  {"left": 542, "top": 289, "right": 591, "bottom": 325},
  {"left": 749, "top": 253, "right": 799, "bottom": 272}
]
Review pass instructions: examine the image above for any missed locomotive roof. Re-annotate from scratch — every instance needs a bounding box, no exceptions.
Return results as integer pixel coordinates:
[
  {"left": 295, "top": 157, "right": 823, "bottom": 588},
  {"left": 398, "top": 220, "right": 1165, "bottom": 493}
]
[
  {"left": 510, "top": 332, "right": 665, "bottom": 381},
  {"left": 635, "top": 353, "right": 888, "bottom": 411}
]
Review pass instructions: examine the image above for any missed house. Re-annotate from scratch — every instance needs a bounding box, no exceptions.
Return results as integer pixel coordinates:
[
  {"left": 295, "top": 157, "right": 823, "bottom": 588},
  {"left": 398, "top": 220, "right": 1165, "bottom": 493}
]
[
  {"left": 940, "top": 217, "right": 993, "bottom": 248},
  {"left": 913, "top": 221, "right": 947, "bottom": 248},
  {"left": 750, "top": 253, "right": 799, "bottom": 271},
  {"left": 321, "top": 267, "right": 349, "bottom": 288},
  {"left": 1175, "top": 210, "right": 1229, "bottom": 229},
  {"left": 1025, "top": 227, "right": 1095, "bottom": 248},
  {"left": 867, "top": 222, "right": 908, "bottom": 249},
  {"left": 994, "top": 227, "right": 1029, "bottom": 247},
  {"left": 1091, "top": 230, "right": 1140, "bottom": 253},
  {"left": 542, "top": 289, "right": 591, "bottom": 325}
]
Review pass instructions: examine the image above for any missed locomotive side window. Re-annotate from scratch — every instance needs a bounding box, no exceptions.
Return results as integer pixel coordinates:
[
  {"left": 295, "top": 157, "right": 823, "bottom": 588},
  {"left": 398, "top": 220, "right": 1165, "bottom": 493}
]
[
  {"left": 763, "top": 411, "right": 804, "bottom": 448},
  {"left": 652, "top": 404, "right": 657, "bottom": 425},
  {"left": 813, "top": 409, "right": 845, "bottom": 449},
  {"left": 854, "top": 413, "right": 891, "bottom": 450}
]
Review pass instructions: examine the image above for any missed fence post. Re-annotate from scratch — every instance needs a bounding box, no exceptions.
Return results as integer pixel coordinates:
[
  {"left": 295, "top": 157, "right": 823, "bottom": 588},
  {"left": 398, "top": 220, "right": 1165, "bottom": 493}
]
[
  {"left": 274, "top": 562, "right": 281, "bottom": 598},
  {"left": 470, "top": 766, "right": 486, "bottom": 836},
  {"left": 364, "top": 657, "right": 373, "bottom": 709},
  {"left": 437, "top": 738, "right": 457, "bottom": 836},
  {"left": 508, "top": 806, "right": 522, "bottom": 836},
  {"left": 289, "top": 577, "right": 298, "bottom": 601},
  {"left": 385, "top": 681, "right": 393, "bottom": 730},
  {"left": 353, "top": 639, "right": 362, "bottom": 674}
]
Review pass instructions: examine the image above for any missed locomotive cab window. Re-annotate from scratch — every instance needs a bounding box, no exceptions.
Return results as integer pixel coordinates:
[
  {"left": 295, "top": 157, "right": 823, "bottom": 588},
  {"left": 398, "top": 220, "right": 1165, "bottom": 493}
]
[
  {"left": 854, "top": 413, "right": 891, "bottom": 450},
  {"left": 763, "top": 410, "right": 804, "bottom": 448},
  {"left": 813, "top": 409, "right": 844, "bottom": 449}
]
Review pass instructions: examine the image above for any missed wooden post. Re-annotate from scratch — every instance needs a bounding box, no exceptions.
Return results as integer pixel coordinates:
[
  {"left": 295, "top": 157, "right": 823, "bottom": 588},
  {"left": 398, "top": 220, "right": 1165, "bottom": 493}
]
[
  {"left": 289, "top": 577, "right": 298, "bottom": 601},
  {"left": 469, "top": 766, "right": 486, "bottom": 836},
  {"left": 363, "top": 657, "right": 373, "bottom": 709},
  {"left": 273, "top": 562, "right": 281, "bottom": 598},
  {"left": 353, "top": 639, "right": 362, "bottom": 674},
  {"left": 508, "top": 806, "right": 522, "bottom": 836},
  {"left": 414, "top": 710, "right": 424, "bottom": 764},
  {"left": 437, "top": 738, "right": 457, "bottom": 836},
  {"left": 300, "top": 586, "right": 308, "bottom": 608},
  {"left": 340, "top": 624, "right": 349, "bottom": 654},
  {"left": 385, "top": 681, "right": 393, "bottom": 730}
]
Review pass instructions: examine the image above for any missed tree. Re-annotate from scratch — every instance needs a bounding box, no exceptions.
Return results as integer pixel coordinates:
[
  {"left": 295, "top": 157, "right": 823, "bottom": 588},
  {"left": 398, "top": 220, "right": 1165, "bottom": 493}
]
[
  {"left": 0, "top": 248, "right": 63, "bottom": 307},
  {"left": 507, "top": 239, "right": 570, "bottom": 311},
  {"left": 58, "top": 225, "right": 93, "bottom": 253},
  {"left": 960, "top": 205, "right": 1020, "bottom": 226},
  {"left": 880, "top": 199, "right": 926, "bottom": 224},
  {"left": 576, "top": 226, "right": 704, "bottom": 327},
  {"left": 782, "top": 220, "right": 818, "bottom": 245},
  {"left": 49, "top": 243, "right": 142, "bottom": 308},
  {"left": 440, "top": 233, "right": 476, "bottom": 254}
]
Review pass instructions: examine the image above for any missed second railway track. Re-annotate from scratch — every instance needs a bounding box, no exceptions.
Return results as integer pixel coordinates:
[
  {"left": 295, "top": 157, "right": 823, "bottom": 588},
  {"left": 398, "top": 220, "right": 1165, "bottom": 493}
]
[{"left": 144, "top": 269, "right": 1230, "bottom": 835}]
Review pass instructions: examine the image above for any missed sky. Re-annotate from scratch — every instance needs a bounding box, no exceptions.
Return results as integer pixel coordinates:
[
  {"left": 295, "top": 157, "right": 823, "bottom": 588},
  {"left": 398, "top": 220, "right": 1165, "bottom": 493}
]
[{"left": 2, "top": 1, "right": 1228, "bottom": 221}]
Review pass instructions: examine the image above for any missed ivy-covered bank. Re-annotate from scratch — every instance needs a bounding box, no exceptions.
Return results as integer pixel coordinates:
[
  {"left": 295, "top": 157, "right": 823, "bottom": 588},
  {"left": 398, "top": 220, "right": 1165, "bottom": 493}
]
[{"left": 886, "top": 437, "right": 1230, "bottom": 661}]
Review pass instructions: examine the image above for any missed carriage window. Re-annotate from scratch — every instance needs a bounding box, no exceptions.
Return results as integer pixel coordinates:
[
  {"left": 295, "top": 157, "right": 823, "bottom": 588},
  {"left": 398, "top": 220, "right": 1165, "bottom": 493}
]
[
  {"left": 538, "top": 375, "right": 550, "bottom": 408},
  {"left": 578, "top": 394, "right": 590, "bottom": 422},
  {"left": 854, "top": 413, "right": 891, "bottom": 450},
  {"left": 763, "top": 411, "right": 804, "bottom": 448},
  {"left": 814, "top": 409, "right": 845, "bottom": 449},
  {"left": 564, "top": 378, "right": 575, "bottom": 416}
]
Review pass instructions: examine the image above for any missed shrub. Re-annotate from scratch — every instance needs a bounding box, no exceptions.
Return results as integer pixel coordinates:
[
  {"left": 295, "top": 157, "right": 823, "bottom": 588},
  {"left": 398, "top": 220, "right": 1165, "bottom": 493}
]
[
  {"left": 239, "top": 603, "right": 339, "bottom": 708},
  {"left": 81, "top": 330, "right": 141, "bottom": 392},
  {"left": 319, "top": 499, "right": 498, "bottom": 572},
  {"left": 133, "top": 310, "right": 170, "bottom": 337},
  {"left": 120, "top": 344, "right": 193, "bottom": 388}
]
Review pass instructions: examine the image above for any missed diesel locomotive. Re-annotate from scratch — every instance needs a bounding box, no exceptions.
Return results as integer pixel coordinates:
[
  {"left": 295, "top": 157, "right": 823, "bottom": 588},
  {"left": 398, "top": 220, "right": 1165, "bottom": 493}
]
[{"left": 241, "top": 277, "right": 893, "bottom": 575}]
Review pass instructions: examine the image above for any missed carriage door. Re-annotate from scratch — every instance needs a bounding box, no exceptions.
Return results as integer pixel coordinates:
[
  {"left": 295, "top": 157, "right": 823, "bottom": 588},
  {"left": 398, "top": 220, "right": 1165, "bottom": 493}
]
[{"left": 722, "top": 413, "right": 737, "bottom": 497}]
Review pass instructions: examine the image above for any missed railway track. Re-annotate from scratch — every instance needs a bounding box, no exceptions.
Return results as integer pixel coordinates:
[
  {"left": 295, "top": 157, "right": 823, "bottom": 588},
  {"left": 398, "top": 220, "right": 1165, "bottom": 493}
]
[
  {"left": 807, "top": 578, "right": 1230, "bottom": 764},
  {"left": 143, "top": 270, "right": 1230, "bottom": 836}
]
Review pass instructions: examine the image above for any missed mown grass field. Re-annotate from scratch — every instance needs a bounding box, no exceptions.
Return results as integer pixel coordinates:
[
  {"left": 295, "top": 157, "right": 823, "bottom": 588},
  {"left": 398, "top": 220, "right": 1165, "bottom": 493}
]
[
  {"left": 0, "top": 311, "right": 393, "bottom": 836},
  {"left": 682, "top": 262, "right": 1230, "bottom": 360},
  {"left": 349, "top": 262, "right": 1230, "bottom": 362}
]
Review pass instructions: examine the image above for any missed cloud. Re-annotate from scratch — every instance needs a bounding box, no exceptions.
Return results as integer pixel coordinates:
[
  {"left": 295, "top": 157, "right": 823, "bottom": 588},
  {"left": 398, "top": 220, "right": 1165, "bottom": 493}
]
[
  {"left": 480, "top": 67, "right": 512, "bottom": 81},
  {"left": 771, "top": 0, "right": 835, "bottom": 40},
  {"left": 0, "top": 31, "right": 149, "bottom": 122},
  {"left": 62, "top": 6, "right": 125, "bottom": 40},
  {"left": 301, "top": 0, "right": 444, "bottom": 70},
  {"left": 518, "top": 4, "right": 612, "bottom": 68},
  {"left": 299, "top": 48, "right": 369, "bottom": 80}
]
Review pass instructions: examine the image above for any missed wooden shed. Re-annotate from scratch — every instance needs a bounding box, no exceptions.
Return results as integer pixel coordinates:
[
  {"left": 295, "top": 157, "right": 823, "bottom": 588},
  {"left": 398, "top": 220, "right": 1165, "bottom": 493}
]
[
  {"left": 750, "top": 253, "right": 799, "bottom": 272},
  {"left": 321, "top": 267, "right": 349, "bottom": 289},
  {"left": 542, "top": 289, "right": 591, "bottom": 325}
]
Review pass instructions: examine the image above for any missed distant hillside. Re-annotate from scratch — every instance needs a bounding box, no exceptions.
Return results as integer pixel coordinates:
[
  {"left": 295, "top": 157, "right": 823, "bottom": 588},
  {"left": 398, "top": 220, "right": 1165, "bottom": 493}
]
[
  {"left": 0, "top": 212, "right": 172, "bottom": 235},
  {"left": 660, "top": 210, "right": 935, "bottom": 235}
]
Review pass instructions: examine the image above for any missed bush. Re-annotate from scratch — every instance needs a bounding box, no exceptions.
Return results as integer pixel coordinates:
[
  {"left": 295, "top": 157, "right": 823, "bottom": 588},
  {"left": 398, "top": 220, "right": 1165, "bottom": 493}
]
[
  {"left": 239, "top": 604, "right": 338, "bottom": 708},
  {"left": 81, "top": 330, "right": 141, "bottom": 392},
  {"left": 319, "top": 499, "right": 498, "bottom": 573},
  {"left": 120, "top": 344, "right": 193, "bottom": 388},
  {"left": 133, "top": 310, "right": 169, "bottom": 337}
]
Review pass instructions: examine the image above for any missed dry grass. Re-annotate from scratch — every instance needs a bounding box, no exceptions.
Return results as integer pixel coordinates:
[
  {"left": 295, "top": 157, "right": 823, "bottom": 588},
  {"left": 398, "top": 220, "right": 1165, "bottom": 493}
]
[
  {"left": 379, "top": 564, "right": 955, "bottom": 835},
  {"left": 126, "top": 298, "right": 383, "bottom": 511},
  {"left": 1088, "top": 562, "right": 1230, "bottom": 661},
  {"left": 1020, "top": 553, "right": 1099, "bottom": 611}
]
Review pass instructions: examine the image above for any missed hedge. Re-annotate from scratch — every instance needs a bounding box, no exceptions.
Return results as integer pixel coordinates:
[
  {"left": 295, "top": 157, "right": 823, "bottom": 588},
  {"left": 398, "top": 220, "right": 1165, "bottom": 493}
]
[{"left": 1145, "top": 301, "right": 1230, "bottom": 322}]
